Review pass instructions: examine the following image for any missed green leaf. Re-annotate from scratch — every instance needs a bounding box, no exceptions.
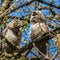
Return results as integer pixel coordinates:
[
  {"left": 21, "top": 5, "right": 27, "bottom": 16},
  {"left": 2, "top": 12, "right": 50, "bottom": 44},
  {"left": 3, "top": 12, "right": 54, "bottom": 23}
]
[
  {"left": 1, "top": 24, "right": 6, "bottom": 29},
  {"left": 3, "top": 16, "right": 8, "bottom": 22}
]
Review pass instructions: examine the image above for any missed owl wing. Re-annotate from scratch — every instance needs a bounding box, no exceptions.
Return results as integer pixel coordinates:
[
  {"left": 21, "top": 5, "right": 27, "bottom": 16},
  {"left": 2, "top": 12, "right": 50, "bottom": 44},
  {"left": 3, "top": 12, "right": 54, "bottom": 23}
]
[
  {"left": 39, "top": 23, "right": 47, "bottom": 33},
  {"left": 29, "top": 23, "right": 42, "bottom": 40}
]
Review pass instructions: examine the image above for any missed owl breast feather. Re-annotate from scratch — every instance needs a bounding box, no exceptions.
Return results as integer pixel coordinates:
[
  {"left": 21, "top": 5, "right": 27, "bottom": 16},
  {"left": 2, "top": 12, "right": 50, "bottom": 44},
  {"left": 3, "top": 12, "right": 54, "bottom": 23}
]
[{"left": 4, "top": 29, "right": 20, "bottom": 45}]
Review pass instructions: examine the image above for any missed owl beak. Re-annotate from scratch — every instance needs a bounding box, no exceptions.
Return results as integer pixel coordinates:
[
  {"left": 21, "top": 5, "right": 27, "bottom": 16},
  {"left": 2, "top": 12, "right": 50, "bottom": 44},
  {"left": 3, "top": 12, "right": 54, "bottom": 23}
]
[{"left": 32, "top": 12, "right": 37, "bottom": 16}]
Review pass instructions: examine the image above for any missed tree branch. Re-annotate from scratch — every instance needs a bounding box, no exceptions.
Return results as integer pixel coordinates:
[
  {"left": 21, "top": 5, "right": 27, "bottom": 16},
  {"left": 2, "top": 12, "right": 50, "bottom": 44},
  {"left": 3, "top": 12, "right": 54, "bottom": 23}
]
[
  {"left": 0, "top": 0, "right": 13, "bottom": 15},
  {"left": 37, "top": 6, "right": 56, "bottom": 16},
  {"left": 33, "top": 43, "right": 52, "bottom": 60},
  {"left": 16, "top": 27, "right": 60, "bottom": 55},
  {"left": 37, "top": 0, "right": 60, "bottom": 9},
  {"left": 0, "top": 0, "right": 34, "bottom": 18}
]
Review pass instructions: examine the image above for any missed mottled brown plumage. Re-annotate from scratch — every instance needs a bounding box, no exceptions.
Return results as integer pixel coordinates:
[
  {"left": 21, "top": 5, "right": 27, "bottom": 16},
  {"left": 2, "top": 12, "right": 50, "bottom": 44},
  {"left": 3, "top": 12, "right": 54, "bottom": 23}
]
[
  {"left": 29, "top": 10, "right": 47, "bottom": 40},
  {"left": 2, "top": 18, "right": 22, "bottom": 53},
  {"left": 29, "top": 10, "right": 48, "bottom": 54}
]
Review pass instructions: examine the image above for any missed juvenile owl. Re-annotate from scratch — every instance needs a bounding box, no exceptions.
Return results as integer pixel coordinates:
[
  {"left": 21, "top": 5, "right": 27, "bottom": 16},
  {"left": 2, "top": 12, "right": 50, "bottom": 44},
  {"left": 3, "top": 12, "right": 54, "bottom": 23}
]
[
  {"left": 2, "top": 18, "right": 22, "bottom": 53},
  {"left": 29, "top": 10, "right": 48, "bottom": 40},
  {"left": 29, "top": 10, "right": 48, "bottom": 54}
]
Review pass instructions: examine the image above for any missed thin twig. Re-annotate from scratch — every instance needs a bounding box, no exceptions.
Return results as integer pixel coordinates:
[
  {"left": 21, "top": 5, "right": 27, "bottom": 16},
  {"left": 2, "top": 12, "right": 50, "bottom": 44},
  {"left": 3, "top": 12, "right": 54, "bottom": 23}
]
[{"left": 33, "top": 43, "right": 52, "bottom": 60}]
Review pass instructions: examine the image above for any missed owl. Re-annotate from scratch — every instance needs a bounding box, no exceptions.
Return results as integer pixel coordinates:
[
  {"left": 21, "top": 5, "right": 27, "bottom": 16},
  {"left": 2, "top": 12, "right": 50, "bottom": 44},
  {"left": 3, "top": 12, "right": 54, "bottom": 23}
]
[
  {"left": 29, "top": 10, "right": 48, "bottom": 40},
  {"left": 2, "top": 18, "right": 22, "bottom": 53},
  {"left": 29, "top": 10, "right": 48, "bottom": 54}
]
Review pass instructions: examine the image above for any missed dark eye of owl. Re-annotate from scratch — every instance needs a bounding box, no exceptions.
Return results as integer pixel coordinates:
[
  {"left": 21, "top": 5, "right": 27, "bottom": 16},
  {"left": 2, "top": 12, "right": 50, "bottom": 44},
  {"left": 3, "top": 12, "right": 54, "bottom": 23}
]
[
  {"left": 32, "top": 12, "right": 38, "bottom": 16},
  {"left": 32, "top": 19, "right": 37, "bottom": 23}
]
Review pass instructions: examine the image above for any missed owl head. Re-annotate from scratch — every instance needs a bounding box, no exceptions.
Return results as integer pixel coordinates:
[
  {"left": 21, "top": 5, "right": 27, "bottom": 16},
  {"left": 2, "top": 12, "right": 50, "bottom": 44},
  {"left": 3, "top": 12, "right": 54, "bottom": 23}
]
[
  {"left": 30, "top": 10, "right": 46, "bottom": 24},
  {"left": 8, "top": 18, "right": 22, "bottom": 35},
  {"left": 8, "top": 18, "right": 22, "bottom": 28}
]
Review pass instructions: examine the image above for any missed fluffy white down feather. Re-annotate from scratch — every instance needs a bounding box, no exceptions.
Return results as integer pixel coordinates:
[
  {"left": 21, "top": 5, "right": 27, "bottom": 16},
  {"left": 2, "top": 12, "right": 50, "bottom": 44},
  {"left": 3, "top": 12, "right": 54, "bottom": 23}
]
[{"left": 29, "top": 10, "right": 48, "bottom": 40}]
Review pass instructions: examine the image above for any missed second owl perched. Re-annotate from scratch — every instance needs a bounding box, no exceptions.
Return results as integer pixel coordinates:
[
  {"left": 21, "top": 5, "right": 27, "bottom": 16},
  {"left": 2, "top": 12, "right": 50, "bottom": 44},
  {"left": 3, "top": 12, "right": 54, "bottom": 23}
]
[
  {"left": 29, "top": 10, "right": 48, "bottom": 40},
  {"left": 2, "top": 18, "right": 22, "bottom": 54},
  {"left": 29, "top": 10, "right": 48, "bottom": 54}
]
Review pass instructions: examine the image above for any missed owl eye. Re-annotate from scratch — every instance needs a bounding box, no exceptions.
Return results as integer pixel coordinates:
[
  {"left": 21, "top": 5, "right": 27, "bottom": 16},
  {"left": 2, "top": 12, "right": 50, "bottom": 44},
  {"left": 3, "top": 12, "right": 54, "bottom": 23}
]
[
  {"left": 32, "top": 12, "right": 38, "bottom": 16},
  {"left": 32, "top": 19, "right": 37, "bottom": 23}
]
